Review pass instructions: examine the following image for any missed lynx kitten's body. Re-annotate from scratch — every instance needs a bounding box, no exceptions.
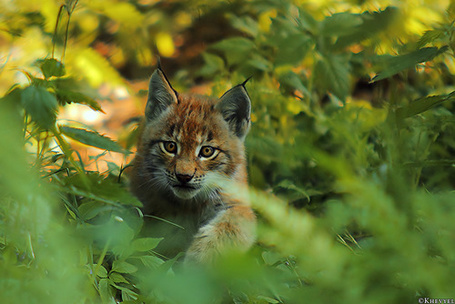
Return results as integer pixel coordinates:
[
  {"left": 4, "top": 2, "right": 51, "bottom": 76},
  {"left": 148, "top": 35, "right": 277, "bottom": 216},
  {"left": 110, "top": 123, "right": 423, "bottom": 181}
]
[{"left": 130, "top": 68, "right": 256, "bottom": 263}]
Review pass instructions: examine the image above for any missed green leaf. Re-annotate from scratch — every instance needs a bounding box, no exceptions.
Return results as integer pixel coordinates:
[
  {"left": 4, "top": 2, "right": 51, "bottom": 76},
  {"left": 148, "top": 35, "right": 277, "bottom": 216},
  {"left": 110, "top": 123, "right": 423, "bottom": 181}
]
[
  {"left": 274, "top": 34, "right": 311, "bottom": 66},
  {"left": 211, "top": 37, "right": 256, "bottom": 65},
  {"left": 139, "top": 255, "right": 164, "bottom": 268},
  {"left": 0, "top": 86, "right": 23, "bottom": 110},
  {"left": 396, "top": 92, "right": 455, "bottom": 119},
  {"left": 229, "top": 15, "right": 259, "bottom": 37},
  {"left": 111, "top": 260, "right": 138, "bottom": 274},
  {"left": 78, "top": 201, "right": 113, "bottom": 221},
  {"left": 418, "top": 29, "right": 447, "bottom": 48},
  {"left": 261, "top": 251, "right": 284, "bottom": 266},
  {"left": 96, "top": 265, "right": 108, "bottom": 278},
  {"left": 249, "top": 164, "right": 266, "bottom": 188},
  {"left": 60, "top": 126, "right": 128, "bottom": 154},
  {"left": 320, "top": 13, "right": 362, "bottom": 37},
  {"left": 268, "top": 17, "right": 311, "bottom": 66},
  {"left": 198, "top": 53, "right": 225, "bottom": 77},
  {"left": 39, "top": 58, "right": 66, "bottom": 78},
  {"left": 56, "top": 89, "right": 103, "bottom": 112},
  {"left": 109, "top": 272, "right": 129, "bottom": 283},
  {"left": 314, "top": 53, "right": 351, "bottom": 101},
  {"left": 372, "top": 46, "right": 448, "bottom": 82},
  {"left": 131, "top": 237, "right": 163, "bottom": 252},
  {"left": 334, "top": 7, "right": 398, "bottom": 49},
  {"left": 277, "top": 71, "right": 311, "bottom": 98},
  {"left": 62, "top": 173, "right": 142, "bottom": 207},
  {"left": 21, "top": 85, "right": 58, "bottom": 130},
  {"left": 256, "top": 296, "right": 280, "bottom": 304},
  {"left": 297, "top": 7, "right": 318, "bottom": 32},
  {"left": 246, "top": 136, "right": 283, "bottom": 162},
  {"left": 51, "top": 78, "right": 103, "bottom": 112},
  {"left": 98, "top": 279, "right": 114, "bottom": 303},
  {"left": 246, "top": 55, "right": 272, "bottom": 71},
  {"left": 275, "top": 180, "right": 311, "bottom": 201}
]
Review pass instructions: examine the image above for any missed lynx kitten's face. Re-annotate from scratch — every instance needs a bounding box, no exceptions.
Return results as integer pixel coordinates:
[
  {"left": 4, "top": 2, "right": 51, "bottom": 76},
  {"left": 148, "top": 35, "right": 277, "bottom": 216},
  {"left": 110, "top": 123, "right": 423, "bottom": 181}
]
[
  {"left": 137, "top": 68, "right": 251, "bottom": 202},
  {"left": 143, "top": 96, "right": 243, "bottom": 200}
]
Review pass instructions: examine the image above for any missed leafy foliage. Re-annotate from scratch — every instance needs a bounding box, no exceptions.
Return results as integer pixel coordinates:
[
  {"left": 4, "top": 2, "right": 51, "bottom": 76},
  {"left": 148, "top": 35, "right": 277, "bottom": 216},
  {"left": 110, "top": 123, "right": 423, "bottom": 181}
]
[
  {"left": 61, "top": 126, "right": 129, "bottom": 154},
  {"left": 1, "top": 0, "right": 455, "bottom": 303}
]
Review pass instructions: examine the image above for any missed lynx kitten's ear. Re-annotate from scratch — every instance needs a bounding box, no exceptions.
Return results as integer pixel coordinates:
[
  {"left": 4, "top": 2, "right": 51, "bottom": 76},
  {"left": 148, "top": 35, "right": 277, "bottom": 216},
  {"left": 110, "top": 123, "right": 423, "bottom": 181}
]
[
  {"left": 217, "top": 83, "right": 251, "bottom": 141},
  {"left": 145, "top": 68, "right": 178, "bottom": 122}
]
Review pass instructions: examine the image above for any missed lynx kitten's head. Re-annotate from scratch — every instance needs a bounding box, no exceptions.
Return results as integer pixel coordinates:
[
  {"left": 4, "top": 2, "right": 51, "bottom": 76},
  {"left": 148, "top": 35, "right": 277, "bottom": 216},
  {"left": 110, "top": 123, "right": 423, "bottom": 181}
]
[{"left": 139, "top": 68, "right": 251, "bottom": 200}]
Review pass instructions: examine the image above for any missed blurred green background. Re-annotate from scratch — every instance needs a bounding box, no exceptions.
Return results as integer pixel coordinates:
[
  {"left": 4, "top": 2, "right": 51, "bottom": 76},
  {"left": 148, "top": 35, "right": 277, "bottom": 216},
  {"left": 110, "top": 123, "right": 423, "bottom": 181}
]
[{"left": 1, "top": 0, "right": 455, "bottom": 303}]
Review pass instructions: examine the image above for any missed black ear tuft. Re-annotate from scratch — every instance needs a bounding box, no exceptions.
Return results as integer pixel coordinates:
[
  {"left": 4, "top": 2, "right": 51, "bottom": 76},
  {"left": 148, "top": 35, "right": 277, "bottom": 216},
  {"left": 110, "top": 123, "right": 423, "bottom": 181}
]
[
  {"left": 145, "top": 68, "right": 178, "bottom": 122},
  {"left": 217, "top": 82, "right": 251, "bottom": 140}
]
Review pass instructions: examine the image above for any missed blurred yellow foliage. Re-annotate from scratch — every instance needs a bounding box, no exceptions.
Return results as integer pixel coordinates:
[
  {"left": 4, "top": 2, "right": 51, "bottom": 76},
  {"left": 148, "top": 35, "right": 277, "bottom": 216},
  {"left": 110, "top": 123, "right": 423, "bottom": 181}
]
[
  {"left": 287, "top": 98, "right": 306, "bottom": 115},
  {"left": 69, "top": 47, "right": 123, "bottom": 86},
  {"left": 156, "top": 32, "right": 175, "bottom": 57},
  {"left": 258, "top": 9, "right": 277, "bottom": 33},
  {"left": 175, "top": 12, "right": 193, "bottom": 28},
  {"left": 89, "top": 1, "right": 144, "bottom": 29},
  {"left": 345, "top": 99, "right": 388, "bottom": 131},
  {"left": 76, "top": 13, "right": 100, "bottom": 33},
  {"left": 136, "top": 47, "right": 154, "bottom": 67},
  {"left": 403, "top": 3, "right": 444, "bottom": 35}
]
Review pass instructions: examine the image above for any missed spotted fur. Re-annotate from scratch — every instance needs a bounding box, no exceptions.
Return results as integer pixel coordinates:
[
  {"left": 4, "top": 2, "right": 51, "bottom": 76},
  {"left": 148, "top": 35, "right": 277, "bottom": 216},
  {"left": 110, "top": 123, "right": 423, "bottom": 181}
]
[{"left": 130, "top": 68, "right": 256, "bottom": 263}]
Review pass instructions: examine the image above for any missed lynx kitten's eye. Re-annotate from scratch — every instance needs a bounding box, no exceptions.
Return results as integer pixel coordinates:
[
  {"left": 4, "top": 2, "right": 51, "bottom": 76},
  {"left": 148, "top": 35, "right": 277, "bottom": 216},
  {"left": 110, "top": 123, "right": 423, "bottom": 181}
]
[
  {"left": 199, "top": 146, "right": 218, "bottom": 159},
  {"left": 160, "top": 141, "right": 177, "bottom": 155}
]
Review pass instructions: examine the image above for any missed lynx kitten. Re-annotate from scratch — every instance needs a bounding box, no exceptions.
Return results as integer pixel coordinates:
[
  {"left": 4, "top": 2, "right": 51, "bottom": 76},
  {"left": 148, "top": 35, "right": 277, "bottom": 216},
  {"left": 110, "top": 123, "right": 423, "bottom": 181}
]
[{"left": 130, "top": 67, "right": 256, "bottom": 263}]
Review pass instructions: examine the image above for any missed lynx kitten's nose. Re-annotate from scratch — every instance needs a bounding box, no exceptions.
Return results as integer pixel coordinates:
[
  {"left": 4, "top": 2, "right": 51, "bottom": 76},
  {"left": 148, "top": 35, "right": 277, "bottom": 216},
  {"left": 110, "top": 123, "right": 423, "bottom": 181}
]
[{"left": 176, "top": 173, "right": 193, "bottom": 184}]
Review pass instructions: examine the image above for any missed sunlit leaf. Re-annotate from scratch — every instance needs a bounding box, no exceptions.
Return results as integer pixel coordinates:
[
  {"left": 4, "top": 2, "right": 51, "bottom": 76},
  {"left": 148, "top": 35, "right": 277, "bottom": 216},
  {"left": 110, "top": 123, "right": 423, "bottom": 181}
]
[
  {"left": 60, "top": 126, "right": 128, "bottom": 154},
  {"left": 51, "top": 78, "right": 103, "bottom": 112},
  {"left": 56, "top": 89, "right": 103, "bottom": 112},
  {"left": 39, "top": 58, "right": 66, "bottom": 78}
]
